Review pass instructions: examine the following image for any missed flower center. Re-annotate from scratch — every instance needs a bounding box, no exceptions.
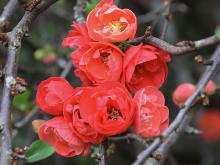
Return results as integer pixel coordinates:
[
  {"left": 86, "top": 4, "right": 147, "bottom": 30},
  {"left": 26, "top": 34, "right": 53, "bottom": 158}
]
[
  {"left": 108, "top": 21, "right": 126, "bottom": 33},
  {"left": 107, "top": 107, "right": 122, "bottom": 120},
  {"left": 100, "top": 51, "right": 110, "bottom": 64}
]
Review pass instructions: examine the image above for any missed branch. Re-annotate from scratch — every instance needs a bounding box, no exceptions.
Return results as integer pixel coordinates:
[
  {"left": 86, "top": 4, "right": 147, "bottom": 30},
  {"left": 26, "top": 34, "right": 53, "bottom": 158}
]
[
  {"left": 73, "top": 0, "right": 87, "bottom": 23},
  {"left": 0, "top": 1, "right": 58, "bottom": 165},
  {"left": 99, "top": 144, "right": 106, "bottom": 165},
  {"left": 160, "top": 0, "right": 173, "bottom": 40},
  {"left": 132, "top": 44, "right": 220, "bottom": 165},
  {"left": 0, "top": 0, "right": 18, "bottom": 31},
  {"left": 108, "top": 133, "right": 148, "bottom": 147},
  {"left": 128, "top": 33, "right": 220, "bottom": 55}
]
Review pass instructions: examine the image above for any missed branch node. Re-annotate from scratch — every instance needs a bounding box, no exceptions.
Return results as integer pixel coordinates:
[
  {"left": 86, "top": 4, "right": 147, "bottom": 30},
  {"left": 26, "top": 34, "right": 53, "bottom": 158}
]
[
  {"left": 18, "top": 0, "right": 42, "bottom": 11},
  {"left": 6, "top": 77, "right": 27, "bottom": 96},
  {"left": 144, "top": 26, "right": 152, "bottom": 39},
  {"left": 0, "top": 33, "right": 9, "bottom": 47},
  {"left": 0, "top": 21, "right": 10, "bottom": 32}
]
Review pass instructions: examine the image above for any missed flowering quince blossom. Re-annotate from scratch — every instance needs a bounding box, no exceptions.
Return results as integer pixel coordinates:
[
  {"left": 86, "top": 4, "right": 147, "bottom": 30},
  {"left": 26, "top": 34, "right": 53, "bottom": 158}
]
[
  {"left": 87, "top": 0, "right": 137, "bottom": 42},
  {"left": 63, "top": 87, "right": 105, "bottom": 144},
  {"left": 79, "top": 81, "right": 135, "bottom": 136},
  {"left": 62, "top": 22, "right": 93, "bottom": 49},
  {"left": 133, "top": 87, "right": 169, "bottom": 138},
  {"left": 36, "top": 77, "right": 75, "bottom": 115},
  {"left": 172, "top": 83, "right": 196, "bottom": 107},
  {"left": 197, "top": 109, "right": 220, "bottom": 142},
  {"left": 77, "top": 42, "right": 124, "bottom": 84},
  {"left": 39, "top": 116, "right": 90, "bottom": 157},
  {"left": 122, "top": 43, "right": 171, "bottom": 92},
  {"left": 35, "top": 0, "right": 173, "bottom": 159},
  {"left": 205, "top": 80, "right": 217, "bottom": 96}
]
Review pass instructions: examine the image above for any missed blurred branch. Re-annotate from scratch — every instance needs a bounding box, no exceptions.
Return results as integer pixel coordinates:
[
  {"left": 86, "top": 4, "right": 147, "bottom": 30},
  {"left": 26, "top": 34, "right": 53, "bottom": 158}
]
[
  {"left": 0, "top": 1, "right": 58, "bottom": 165},
  {"left": 160, "top": 0, "right": 173, "bottom": 40},
  {"left": 108, "top": 133, "right": 148, "bottom": 147},
  {"left": 99, "top": 144, "right": 106, "bottom": 165},
  {"left": 132, "top": 44, "right": 220, "bottom": 165},
  {"left": 0, "top": 0, "right": 18, "bottom": 31},
  {"left": 128, "top": 30, "right": 220, "bottom": 55},
  {"left": 74, "top": 0, "right": 87, "bottom": 23}
]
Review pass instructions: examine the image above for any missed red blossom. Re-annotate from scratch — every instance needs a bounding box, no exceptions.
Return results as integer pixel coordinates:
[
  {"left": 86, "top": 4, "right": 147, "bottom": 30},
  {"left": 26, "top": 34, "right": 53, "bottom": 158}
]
[
  {"left": 62, "top": 22, "right": 93, "bottom": 49},
  {"left": 79, "top": 81, "right": 135, "bottom": 136},
  {"left": 35, "top": 77, "right": 75, "bottom": 115},
  {"left": 197, "top": 110, "right": 220, "bottom": 142},
  {"left": 77, "top": 42, "right": 124, "bottom": 84},
  {"left": 87, "top": 0, "right": 137, "bottom": 42},
  {"left": 39, "top": 116, "right": 90, "bottom": 157},
  {"left": 133, "top": 87, "right": 169, "bottom": 138},
  {"left": 63, "top": 87, "right": 105, "bottom": 144},
  {"left": 172, "top": 83, "right": 196, "bottom": 107},
  {"left": 122, "top": 43, "right": 171, "bottom": 93}
]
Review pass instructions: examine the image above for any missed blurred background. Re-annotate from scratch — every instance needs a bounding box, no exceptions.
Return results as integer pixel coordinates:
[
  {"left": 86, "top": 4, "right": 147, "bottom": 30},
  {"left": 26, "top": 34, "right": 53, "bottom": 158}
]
[{"left": 1, "top": 0, "right": 220, "bottom": 164}]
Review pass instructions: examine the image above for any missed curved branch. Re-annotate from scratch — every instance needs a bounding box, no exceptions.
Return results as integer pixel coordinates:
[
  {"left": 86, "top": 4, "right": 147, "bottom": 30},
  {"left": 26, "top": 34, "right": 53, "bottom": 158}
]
[
  {"left": 132, "top": 45, "right": 220, "bottom": 165},
  {"left": 128, "top": 35, "right": 220, "bottom": 55}
]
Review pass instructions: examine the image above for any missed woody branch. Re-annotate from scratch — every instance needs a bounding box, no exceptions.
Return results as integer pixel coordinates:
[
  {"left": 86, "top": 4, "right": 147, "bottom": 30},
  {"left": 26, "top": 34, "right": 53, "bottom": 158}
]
[{"left": 0, "top": 1, "right": 58, "bottom": 165}]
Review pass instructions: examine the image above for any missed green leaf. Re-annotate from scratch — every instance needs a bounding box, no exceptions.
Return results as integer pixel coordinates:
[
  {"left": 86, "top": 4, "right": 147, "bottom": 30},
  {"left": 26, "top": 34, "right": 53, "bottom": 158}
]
[
  {"left": 13, "top": 90, "right": 31, "bottom": 111},
  {"left": 25, "top": 140, "right": 55, "bottom": 163},
  {"left": 86, "top": 0, "right": 100, "bottom": 14},
  {"left": 216, "top": 27, "right": 220, "bottom": 39}
]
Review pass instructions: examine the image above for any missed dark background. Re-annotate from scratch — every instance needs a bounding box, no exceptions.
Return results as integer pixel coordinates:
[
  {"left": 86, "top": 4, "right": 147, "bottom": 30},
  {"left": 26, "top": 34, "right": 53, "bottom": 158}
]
[{"left": 1, "top": 0, "right": 220, "bottom": 164}]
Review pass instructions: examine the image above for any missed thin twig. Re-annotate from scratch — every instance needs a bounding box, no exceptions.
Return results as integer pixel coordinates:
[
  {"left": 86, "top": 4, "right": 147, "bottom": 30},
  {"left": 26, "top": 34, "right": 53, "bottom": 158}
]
[
  {"left": 160, "top": 0, "right": 173, "bottom": 40},
  {"left": 128, "top": 34, "right": 220, "bottom": 55},
  {"left": 99, "top": 144, "right": 106, "bottom": 165},
  {"left": 108, "top": 133, "right": 148, "bottom": 147},
  {"left": 0, "top": 0, "right": 18, "bottom": 31},
  {"left": 132, "top": 45, "right": 220, "bottom": 165}
]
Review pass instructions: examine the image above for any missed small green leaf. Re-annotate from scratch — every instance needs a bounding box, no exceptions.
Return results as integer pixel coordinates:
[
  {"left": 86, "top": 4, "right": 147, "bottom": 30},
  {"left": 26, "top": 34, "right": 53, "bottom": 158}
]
[
  {"left": 13, "top": 90, "right": 31, "bottom": 111},
  {"left": 216, "top": 27, "right": 220, "bottom": 39},
  {"left": 25, "top": 140, "right": 55, "bottom": 163},
  {"left": 86, "top": 0, "right": 100, "bottom": 14}
]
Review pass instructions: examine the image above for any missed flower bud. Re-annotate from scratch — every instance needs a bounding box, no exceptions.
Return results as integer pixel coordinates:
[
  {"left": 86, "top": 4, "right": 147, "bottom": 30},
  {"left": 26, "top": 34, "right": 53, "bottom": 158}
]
[{"left": 172, "top": 83, "right": 196, "bottom": 107}]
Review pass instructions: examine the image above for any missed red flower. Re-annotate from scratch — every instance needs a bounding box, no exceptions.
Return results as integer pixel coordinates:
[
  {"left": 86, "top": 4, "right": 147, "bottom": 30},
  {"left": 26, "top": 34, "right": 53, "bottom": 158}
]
[
  {"left": 63, "top": 87, "right": 105, "bottom": 144},
  {"left": 79, "top": 81, "right": 135, "bottom": 136},
  {"left": 62, "top": 22, "right": 93, "bottom": 49},
  {"left": 36, "top": 77, "right": 75, "bottom": 115},
  {"left": 133, "top": 87, "right": 169, "bottom": 138},
  {"left": 172, "top": 83, "right": 195, "bottom": 107},
  {"left": 74, "top": 69, "right": 93, "bottom": 86},
  {"left": 205, "top": 80, "right": 217, "bottom": 96},
  {"left": 122, "top": 43, "right": 171, "bottom": 92},
  {"left": 39, "top": 116, "right": 90, "bottom": 157},
  {"left": 87, "top": 0, "right": 137, "bottom": 42},
  {"left": 197, "top": 110, "right": 220, "bottom": 142},
  {"left": 78, "top": 42, "right": 124, "bottom": 84}
]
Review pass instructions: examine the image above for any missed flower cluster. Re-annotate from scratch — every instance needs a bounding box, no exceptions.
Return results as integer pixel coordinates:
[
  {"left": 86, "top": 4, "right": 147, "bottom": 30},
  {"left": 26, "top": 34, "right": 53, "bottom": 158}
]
[
  {"left": 62, "top": 0, "right": 170, "bottom": 92},
  {"left": 35, "top": 0, "right": 170, "bottom": 158}
]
